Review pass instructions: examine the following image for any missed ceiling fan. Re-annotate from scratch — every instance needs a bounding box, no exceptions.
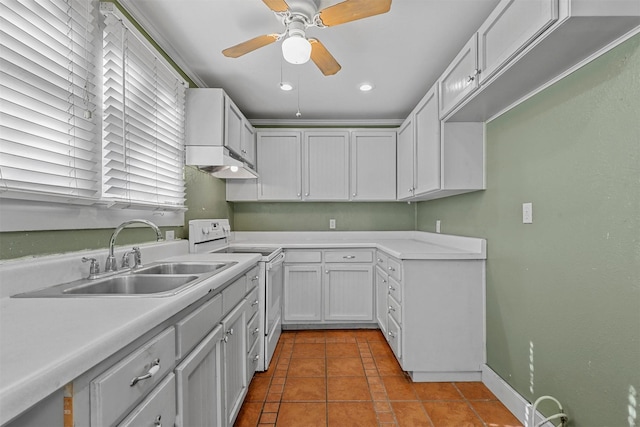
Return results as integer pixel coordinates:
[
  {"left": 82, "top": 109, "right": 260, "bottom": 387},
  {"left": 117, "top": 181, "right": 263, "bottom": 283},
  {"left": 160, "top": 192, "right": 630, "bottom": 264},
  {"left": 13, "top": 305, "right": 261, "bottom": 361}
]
[{"left": 222, "top": 0, "right": 392, "bottom": 76}]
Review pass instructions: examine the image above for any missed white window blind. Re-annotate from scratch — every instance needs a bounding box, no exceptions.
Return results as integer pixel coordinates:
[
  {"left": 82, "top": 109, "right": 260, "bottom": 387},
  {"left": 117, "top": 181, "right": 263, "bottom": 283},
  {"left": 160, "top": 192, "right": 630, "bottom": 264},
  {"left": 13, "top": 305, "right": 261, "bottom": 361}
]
[
  {"left": 102, "top": 5, "right": 187, "bottom": 210},
  {"left": 0, "top": 0, "right": 100, "bottom": 203}
]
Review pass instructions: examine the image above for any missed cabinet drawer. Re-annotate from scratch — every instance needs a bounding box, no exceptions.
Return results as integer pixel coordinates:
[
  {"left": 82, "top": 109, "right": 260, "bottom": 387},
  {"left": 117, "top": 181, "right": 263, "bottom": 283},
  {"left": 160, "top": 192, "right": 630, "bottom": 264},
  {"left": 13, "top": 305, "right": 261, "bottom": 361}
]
[
  {"left": 387, "top": 315, "right": 402, "bottom": 361},
  {"left": 91, "top": 328, "right": 175, "bottom": 427},
  {"left": 375, "top": 251, "right": 389, "bottom": 270},
  {"left": 246, "top": 286, "right": 260, "bottom": 319},
  {"left": 324, "top": 250, "right": 373, "bottom": 263},
  {"left": 175, "top": 293, "right": 223, "bottom": 359},
  {"left": 388, "top": 294, "right": 401, "bottom": 326},
  {"left": 223, "top": 276, "right": 247, "bottom": 313},
  {"left": 388, "top": 276, "right": 401, "bottom": 303},
  {"left": 247, "top": 311, "right": 260, "bottom": 351},
  {"left": 246, "top": 266, "right": 260, "bottom": 292},
  {"left": 285, "top": 250, "right": 322, "bottom": 263},
  {"left": 117, "top": 374, "right": 176, "bottom": 427},
  {"left": 247, "top": 338, "right": 260, "bottom": 380},
  {"left": 387, "top": 257, "right": 402, "bottom": 281}
]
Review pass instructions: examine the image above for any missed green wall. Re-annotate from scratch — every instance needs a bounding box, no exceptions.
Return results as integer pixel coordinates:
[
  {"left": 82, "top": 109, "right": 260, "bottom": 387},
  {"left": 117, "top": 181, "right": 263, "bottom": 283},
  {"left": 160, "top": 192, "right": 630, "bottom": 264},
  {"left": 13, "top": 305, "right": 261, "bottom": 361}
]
[
  {"left": 232, "top": 202, "right": 415, "bottom": 231},
  {"left": 417, "top": 35, "right": 640, "bottom": 424}
]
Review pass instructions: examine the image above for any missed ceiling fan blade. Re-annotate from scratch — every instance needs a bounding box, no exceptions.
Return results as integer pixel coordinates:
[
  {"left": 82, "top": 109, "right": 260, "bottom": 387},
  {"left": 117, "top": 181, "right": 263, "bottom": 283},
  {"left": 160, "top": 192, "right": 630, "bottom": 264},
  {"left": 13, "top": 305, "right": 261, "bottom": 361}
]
[
  {"left": 262, "top": 0, "right": 289, "bottom": 13},
  {"left": 222, "top": 34, "right": 279, "bottom": 58},
  {"left": 318, "top": 0, "right": 391, "bottom": 27},
  {"left": 309, "top": 39, "right": 341, "bottom": 76}
]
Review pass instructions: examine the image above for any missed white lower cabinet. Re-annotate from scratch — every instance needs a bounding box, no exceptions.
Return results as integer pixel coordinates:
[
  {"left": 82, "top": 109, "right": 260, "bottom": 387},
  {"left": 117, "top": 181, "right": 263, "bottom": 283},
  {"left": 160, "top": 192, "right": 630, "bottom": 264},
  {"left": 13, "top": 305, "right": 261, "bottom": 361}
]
[
  {"left": 175, "top": 325, "right": 224, "bottom": 427},
  {"left": 283, "top": 263, "right": 323, "bottom": 322},
  {"left": 283, "top": 249, "right": 375, "bottom": 325},
  {"left": 222, "top": 299, "right": 248, "bottom": 427},
  {"left": 324, "top": 265, "right": 373, "bottom": 321},
  {"left": 378, "top": 251, "right": 485, "bottom": 382}
]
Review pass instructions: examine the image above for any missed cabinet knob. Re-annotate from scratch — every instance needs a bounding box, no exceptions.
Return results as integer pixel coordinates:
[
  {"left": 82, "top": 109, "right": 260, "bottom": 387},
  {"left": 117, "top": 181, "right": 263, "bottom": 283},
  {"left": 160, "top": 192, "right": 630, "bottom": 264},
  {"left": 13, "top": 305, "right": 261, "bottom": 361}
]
[
  {"left": 241, "top": 149, "right": 247, "bottom": 154},
  {"left": 227, "top": 328, "right": 234, "bottom": 336},
  {"left": 154, "top": 415, "right": 162, "bottom": 427},
  {"left": 130, "top": 359, "right": 160, "bottom": 386},
  {"left": 325, "top": 270, "right": 329, "bottom": 274},
  {"left": 253, "top": 354, "right": 260, "bottom": 362},
  {"left": 305, "top": 192, "right": 309, "bottom": 197},
  {"left": 388, "top": 331, "right": 396, "bottom": 339},
  {"left": 343, "top": 255, "right": 356, "bottom": 259},
  {"left": 377, "top": 258, "right": 382, "bottom": 263},
  {"left": 297, "top": 193, "right": 301, "bottom": 197},
  {"left": 352, "top": 193, "right": 356, "bottom": 197},
  {"left": 388, "top": 285, "right": 395, "bottom": 291},
  {"left": 251, "top": 299, "right": 259, "bottom": 307},
  {"left": 388, "top": 306, "right": 395, "bottom": 312},
  {"left": 252, "top": 275, "right": 259, "bottom": 281},
  {"left": 253, "top": 327, "right": 260, "bottom": 335},
  {"left": 388, "top": 266, "right": 395, "bottom": 272}
]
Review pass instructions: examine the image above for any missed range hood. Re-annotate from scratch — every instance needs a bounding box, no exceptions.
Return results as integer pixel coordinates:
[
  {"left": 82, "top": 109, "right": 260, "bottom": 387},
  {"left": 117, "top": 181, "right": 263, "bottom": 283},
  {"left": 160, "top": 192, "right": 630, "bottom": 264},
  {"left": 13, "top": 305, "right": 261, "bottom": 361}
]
[{"left": 185, "top": 146, "right": 258, "bottom": 179}]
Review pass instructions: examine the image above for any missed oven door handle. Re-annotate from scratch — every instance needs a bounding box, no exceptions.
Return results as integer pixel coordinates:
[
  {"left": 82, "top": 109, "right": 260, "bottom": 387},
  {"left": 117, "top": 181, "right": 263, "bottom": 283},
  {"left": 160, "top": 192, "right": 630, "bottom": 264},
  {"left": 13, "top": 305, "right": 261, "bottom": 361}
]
[{"left": 267, "top": 252, "right": 285, "bottom": 270}]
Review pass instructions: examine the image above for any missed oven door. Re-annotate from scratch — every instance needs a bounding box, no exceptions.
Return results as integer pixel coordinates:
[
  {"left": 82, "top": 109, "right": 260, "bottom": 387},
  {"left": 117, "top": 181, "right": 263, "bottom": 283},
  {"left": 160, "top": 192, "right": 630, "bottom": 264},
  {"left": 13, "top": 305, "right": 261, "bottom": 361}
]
[{"left": 264, "top": 252, "right": 284, "bottom": 369}]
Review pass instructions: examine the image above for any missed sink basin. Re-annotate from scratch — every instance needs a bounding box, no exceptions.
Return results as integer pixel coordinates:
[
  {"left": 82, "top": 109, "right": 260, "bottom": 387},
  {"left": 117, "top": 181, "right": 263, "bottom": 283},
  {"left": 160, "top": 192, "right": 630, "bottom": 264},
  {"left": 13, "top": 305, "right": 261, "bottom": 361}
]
[
  {"left": 12, "top": 261, "right": 238, "bottom": 298},
  {"left": 63, "top": 275, "right": 199, "bottom": 295},
  {"left": 133, "top": 261, "right": 236, "bottom": 275}
]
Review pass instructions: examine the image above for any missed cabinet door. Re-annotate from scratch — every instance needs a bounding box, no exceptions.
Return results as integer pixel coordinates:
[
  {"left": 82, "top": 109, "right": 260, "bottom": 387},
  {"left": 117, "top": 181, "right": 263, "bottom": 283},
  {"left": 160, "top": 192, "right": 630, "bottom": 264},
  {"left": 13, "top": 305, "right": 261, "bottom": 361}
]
[
  {"left": 257, "top": 131, "right": 302, "bottom": 200},
  {"left": 438, "top": 34, "right": 479, "bottom": 119},
  {"left": 375, "top": 267, "right": 388, "bottom": 334},
  {"left": 350, "top": 131, "right": 396, "bottom": 201},
  {"left": 413, "top": 85, "right": 441, "bottom": 196},
  {"left": 396, "top": 117, "right": 415, "bottom": 200},
  {"left": 324, "top": 265, "right": 373, "bottom": 321},
  {"left": 222, "top": 300, "right": 248, "bottom": 426},
  {"left": 478, "top": 0, "right": 558, "bottom": 84},
  {"left": 241, "top": 120, "right": 256, "bottom": 167},
  {"left": 175, "top": 326, "right": 223, "bottom": 427},
  {"left": 283, "top": 264, "right": 322, "bottom": 322},
  {"left": 303, "top": 131, "right": 349, "bottom": 201},
  {"left": 118, "top": 374, "right": 176, "bottom": 427},
  {"left": 224, "top": 96, "right": 244, "bottom": 157}
]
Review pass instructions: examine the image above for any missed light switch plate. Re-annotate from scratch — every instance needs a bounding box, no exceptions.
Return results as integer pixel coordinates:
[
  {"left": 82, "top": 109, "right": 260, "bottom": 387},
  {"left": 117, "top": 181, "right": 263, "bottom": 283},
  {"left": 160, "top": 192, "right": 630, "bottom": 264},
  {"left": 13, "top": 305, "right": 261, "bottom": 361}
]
[
  {"left": 523, "top": 203, "right": 533, "bottom": 224},
  {"left": 329, "top": 219, "right": 336, "bottom": 229}
]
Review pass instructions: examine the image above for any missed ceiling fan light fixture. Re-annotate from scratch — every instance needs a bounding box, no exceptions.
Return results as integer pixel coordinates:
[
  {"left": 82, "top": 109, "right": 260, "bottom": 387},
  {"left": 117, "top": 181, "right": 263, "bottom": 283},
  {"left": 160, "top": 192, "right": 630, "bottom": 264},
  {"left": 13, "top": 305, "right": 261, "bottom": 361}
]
[{"left": 282, "top": 33, "right": 311, "bottom": 64}]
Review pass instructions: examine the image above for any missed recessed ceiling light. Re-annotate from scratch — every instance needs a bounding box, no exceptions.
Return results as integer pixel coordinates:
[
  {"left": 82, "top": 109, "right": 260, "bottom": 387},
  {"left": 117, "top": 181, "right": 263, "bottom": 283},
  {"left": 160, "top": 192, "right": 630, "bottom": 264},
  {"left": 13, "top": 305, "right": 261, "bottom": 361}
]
[
  {"left": 280, "top": 82, "right": 293, "bottom": 91},
  {"left": 359, "top": 83, "right": 374, "bottom": 92}
]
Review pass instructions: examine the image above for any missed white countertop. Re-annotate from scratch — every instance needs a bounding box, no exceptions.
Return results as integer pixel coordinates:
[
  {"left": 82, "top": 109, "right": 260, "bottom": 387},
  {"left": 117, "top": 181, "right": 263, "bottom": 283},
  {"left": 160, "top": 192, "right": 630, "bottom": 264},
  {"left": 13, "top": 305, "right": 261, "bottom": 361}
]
[{"left": 0, "top": 231, "right": 485, "bottom": 425}]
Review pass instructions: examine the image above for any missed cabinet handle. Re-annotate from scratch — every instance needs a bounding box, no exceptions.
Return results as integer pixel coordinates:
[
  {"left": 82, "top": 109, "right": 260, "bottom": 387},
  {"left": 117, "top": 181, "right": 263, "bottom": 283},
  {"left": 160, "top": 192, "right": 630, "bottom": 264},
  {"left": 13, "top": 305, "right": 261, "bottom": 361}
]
[
  {"left": 343, "top": 255, "right": 356, "bottom": 259},
  {"left": 388, "top": 306, "right": 396, "bottom": 313},
  {"left": 253, "top": 354, "right": 260, "bottom": 362},
  {"left": 388, "top": 266, "right": 395, "bottom": 272},
  {"left": 251, "top": 299, "right": 259, "bottom": 307},
  {"left": 130, "top": 359, "right": 160, "bottom": 386},
  {"left": 253, "top": 327, "right": 260, "bottom": 335}
]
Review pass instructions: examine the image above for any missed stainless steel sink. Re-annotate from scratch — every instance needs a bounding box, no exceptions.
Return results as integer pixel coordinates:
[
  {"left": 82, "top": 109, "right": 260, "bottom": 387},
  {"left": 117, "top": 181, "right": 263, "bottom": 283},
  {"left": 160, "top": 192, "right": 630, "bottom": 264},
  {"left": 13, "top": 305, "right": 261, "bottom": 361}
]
[
  {"left": 132, "top": 262, "right": 234, "bottom": 275},
  {"left": 63, "top": 275, "right": 199, "bottom": 295},
  {"left": 12, "top": 261, "right": 238, "bottom": 298}
]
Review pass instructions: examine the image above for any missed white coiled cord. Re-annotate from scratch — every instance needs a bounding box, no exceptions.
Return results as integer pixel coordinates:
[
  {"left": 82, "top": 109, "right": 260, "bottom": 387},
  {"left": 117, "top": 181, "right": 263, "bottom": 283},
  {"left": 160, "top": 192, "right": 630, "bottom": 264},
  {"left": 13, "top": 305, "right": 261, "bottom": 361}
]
[{"left": 531, "top": 395, "right": 568, "bottom": 427}]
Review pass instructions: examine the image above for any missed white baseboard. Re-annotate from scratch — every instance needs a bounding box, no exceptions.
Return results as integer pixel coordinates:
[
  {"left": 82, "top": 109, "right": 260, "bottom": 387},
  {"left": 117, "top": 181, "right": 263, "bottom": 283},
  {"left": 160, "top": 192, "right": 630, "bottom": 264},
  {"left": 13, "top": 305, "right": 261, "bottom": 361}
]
[{"left": 482, "top": 364, "right": 558, "bottom": 427}]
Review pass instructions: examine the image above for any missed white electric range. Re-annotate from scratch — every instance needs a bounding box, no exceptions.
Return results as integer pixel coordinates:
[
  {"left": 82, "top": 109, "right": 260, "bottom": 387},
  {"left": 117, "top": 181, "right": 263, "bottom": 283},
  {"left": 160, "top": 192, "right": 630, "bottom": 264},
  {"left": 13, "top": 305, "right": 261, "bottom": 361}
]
[{"left": 188, "top": 219, "right": 283, "bottom": 372}]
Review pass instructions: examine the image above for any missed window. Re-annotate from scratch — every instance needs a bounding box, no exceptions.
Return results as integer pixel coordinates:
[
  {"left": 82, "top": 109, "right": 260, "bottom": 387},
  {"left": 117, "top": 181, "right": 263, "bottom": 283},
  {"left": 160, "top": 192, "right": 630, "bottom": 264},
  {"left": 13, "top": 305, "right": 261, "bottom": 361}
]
[
  {"left": 0, "top": 0, "right": 187, "bottom": 223},
  {"left": 0, "top": 0, "right": 99, "bottom": 204},
  {"left": 101, "top": 4, "right": 187, "bottom": 210}
]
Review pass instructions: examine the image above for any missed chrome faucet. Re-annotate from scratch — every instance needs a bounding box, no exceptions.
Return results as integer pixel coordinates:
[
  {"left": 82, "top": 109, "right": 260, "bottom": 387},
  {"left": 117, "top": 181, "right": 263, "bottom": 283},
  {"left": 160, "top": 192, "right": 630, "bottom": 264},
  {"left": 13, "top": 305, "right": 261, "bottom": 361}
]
[{"left": 104, "top": 220, "right": 163, "bottom": 272}]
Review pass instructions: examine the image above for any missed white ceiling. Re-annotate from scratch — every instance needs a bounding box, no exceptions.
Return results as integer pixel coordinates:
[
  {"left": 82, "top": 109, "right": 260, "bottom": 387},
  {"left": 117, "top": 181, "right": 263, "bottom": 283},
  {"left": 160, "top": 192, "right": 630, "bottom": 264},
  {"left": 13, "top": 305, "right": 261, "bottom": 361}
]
[{"left": 120, "top": 0, "right": 501, "bottom": 123}]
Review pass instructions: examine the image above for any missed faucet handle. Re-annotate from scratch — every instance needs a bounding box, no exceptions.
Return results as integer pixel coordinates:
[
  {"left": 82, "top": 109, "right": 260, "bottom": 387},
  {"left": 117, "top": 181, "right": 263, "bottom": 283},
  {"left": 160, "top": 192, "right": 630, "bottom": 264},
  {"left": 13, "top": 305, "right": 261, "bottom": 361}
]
[
  {"left": 132, "top": 246, "right": 142, "bottom": 268},
  {"left": 82, "top": 257, "right": 100, "bottom": 277}
]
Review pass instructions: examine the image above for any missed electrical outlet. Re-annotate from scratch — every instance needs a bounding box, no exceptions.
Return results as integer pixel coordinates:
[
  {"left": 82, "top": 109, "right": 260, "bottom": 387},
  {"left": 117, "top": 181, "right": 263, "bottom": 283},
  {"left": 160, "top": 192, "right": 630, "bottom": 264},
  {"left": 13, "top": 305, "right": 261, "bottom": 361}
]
[
  {"left": 329, "top": 219, "right": 336, "bottom": 229},
  {"left": 165, "top": 230, "right": 175, "bottom": 240},
  {"left": 436, "top": 220, "right": 441, "bottom": 233},
  {"left": 523, "top": 203, "right": 533, "bottom": 224}
]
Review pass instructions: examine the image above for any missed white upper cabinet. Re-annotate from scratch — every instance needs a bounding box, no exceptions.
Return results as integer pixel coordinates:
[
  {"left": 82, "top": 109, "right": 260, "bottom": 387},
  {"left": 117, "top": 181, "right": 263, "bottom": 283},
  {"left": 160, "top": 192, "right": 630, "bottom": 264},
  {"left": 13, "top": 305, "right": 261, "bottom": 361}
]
[
  {"left": 185, "top": 88, "right": 256, "bottom": 168},
  {"left": 241, "top": 120, "right": 256, "bottom": 167},
  {"left": 396, "top": 117, "right": 414, "bottom": 200},
  {"left": 257, "top": 131, "right": 302, "bottom": 201},
  {"left": 413, "top": 87, "right": 441, "bottom": 196},
  {"left": 303, "top": 131, "right": 350, "bottom": 201},
  {"left": 478, "top": 0, "right": 559, "bottom": 85},
  {"left": 438, "top": 34, "right": 479, "bottom": 119},
  {"left": 350, "top": 131, "right": 396, "bottom": 201}
]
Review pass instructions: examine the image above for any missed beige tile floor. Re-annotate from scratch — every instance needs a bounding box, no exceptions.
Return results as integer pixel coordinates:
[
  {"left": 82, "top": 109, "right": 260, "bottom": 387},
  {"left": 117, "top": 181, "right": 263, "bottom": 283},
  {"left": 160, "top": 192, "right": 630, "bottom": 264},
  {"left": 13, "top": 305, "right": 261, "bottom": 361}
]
[{"left": 235, "top": 329, "right": 523, "bottom": 427}]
